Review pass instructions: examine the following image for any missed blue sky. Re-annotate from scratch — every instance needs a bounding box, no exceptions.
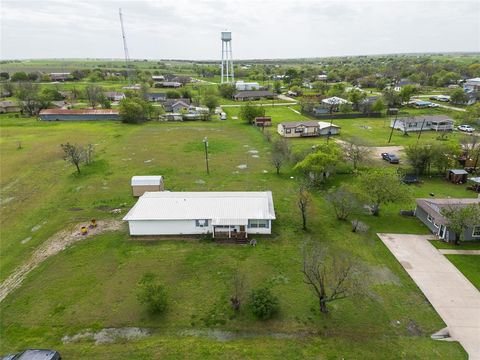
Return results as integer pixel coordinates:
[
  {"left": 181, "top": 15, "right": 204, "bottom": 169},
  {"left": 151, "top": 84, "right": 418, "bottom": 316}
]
[{"left": 1, "top": 0, "right": 479, "bottom": 60}]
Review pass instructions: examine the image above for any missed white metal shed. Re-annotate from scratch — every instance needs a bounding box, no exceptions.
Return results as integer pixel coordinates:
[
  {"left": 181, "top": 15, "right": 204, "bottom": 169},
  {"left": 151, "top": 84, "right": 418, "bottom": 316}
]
[{"left": 131, "top": 176, "right": 164, "bottom": 197}]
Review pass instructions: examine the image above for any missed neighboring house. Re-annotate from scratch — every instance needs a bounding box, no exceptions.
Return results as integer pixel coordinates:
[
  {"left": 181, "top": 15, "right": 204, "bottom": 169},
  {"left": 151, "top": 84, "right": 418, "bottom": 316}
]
[
  {"left": 0, "top": 101, "right": 21, "bottom": 113},
  {"left": 236, "top": 81, "right": 260, "bottom": 91},
  {"left": 253, "top": 116, "right": 272, "bottom": 127},
  {"left": 415, "top": 198, "right": 480, "bottom": 242},
  {"left": 163, "top": 99, "right": 191, "bottom": 113},
  {"left": 131, "top": 176, "right": 164, "bottom": 197},
  {"left": 49, "top": 101, "right": 68, "bottom": 109},
  {"left": 104, "top": 92, "right": 126, "bottom": 101},
  {"left": 320, "top": 96, "right": 350, "bottom": 111},
  {"left": 151, "top": 75, "right": 165, "bottom": 81},
  {"left": 146, "top": 93, "right": 167, "bottom": 102},
  {"left": 312, "top": 107, "right": 330, "bottom": 115},
  {"left": 50, "top": 72, "right": 71, "bottom": 81},
  {"left": 316, "top": 74, "right": 328, "bottom": 81},
  {"left": 464, "top": 78, "right": 480, "bottom": 93},
  {"left": 394, "top": 79, "right": 419, "bottom": 91},
  {"left": 38, "top": 109, "right": 119, "bottom": 121},
  {"left": 390, "top": 115, "right": 454, "bottom": 132},
  {"left": 123, "top": 191, "right": 276, "bottom": 239},
  {"left": 155, "top": 81, "right": 182, "bottom": 88},
  {"left": 233, "top": 91, "right": 275, "bottom": 101},
  {"left": 277, "top": 121, "right": 321, "bottom": 138}
]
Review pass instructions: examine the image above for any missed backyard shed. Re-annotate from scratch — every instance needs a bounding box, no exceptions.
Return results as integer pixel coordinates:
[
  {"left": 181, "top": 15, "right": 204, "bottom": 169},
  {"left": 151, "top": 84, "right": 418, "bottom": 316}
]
[
  {"left": 253, "top": 117, "right": 272, "bottom": 127},
  {"left": 446, "top": 169, "right": 469, "bottom": 184},
  {"left": 39, "top": 109, "right": 119, "bottom": 121},
  {"left": 317, "top": 121, "right": 341, "bottom": 135},
  {"left": 131, "top": 176, "right": 164, "bottom": 197}
]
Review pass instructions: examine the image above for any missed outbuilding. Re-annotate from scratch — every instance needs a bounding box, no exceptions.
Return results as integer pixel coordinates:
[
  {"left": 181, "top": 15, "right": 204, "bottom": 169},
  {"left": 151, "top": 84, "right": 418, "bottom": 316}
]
[
  {"left": 253, "top": 116, "right": 272, "bottom": 127},
  {"left": 131, "top": 176, "right": 164, "bottom": 197},
  {"left": 317, "top": 121, "right": 341, "bottom": 136},
  {"left": 446, "top": 169, "right": 469, "bottom": 184},
  {"left": 123, "top": 191, "right": 276, "bottom": 240},
  {"left": 38, "top": 109, "right": 119, "bottom": 121}
]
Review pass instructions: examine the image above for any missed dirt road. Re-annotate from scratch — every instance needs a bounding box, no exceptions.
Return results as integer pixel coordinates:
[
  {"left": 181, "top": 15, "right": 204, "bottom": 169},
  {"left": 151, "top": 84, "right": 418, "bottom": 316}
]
[{"left": 0, "top": 220, "right": 124, "bottom": 303}]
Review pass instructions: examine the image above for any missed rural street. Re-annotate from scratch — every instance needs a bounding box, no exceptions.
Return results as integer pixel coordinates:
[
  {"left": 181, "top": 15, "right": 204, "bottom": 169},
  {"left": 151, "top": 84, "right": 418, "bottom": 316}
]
[
  {"left": 413, "top": 95, "right": 466, "bottom": 112},
  {"left": 378, "top": 233, "right": 480, "bottom": 359}
]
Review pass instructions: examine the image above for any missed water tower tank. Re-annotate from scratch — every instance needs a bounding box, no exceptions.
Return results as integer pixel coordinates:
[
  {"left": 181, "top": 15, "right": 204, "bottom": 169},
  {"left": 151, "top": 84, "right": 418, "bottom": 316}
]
[{"left": 221, "top": 31, "right": 232, "bottom": 42}]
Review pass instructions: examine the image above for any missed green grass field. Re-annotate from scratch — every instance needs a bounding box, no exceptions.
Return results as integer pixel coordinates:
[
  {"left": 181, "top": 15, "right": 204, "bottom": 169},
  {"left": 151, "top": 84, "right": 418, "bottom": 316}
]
[
  {"left": 445, "top": 255, "right": 480, "bottom": 290},
  {"left": 0, "top": 112, "right": 471, "bottom": 359}
]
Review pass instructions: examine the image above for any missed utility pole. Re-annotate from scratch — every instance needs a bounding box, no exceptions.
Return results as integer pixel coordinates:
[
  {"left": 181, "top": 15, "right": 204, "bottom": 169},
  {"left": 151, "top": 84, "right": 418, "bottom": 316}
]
[
  {"left": 203, "top": 137, "right": 210, "bottom": 174},
  {"left": 388, "top": 115, "right": 398, "bottom": 144}
]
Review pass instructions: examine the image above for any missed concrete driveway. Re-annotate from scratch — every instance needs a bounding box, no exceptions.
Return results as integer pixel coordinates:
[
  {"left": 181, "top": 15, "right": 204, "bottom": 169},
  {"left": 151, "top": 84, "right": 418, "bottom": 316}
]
[{"left": 378, "top": 233, "right": 480, "bottom": 359}]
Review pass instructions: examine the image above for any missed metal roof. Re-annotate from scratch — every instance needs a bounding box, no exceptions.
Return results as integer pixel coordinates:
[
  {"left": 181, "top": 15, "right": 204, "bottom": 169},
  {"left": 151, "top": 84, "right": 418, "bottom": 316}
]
[
  {"left": 321, "top": 96, "right": 350, "bottom": 105},
  {"left": 449, "top": 169, "right": 469, "bottom": 175},
  {"left": 39, "top": 109, "right": 119, "bottom": 115},
  {"left": 131, "top": 176, "right": 163, "bottom": 186},
  {"left": 318, "top": 121, "right": 340, "bottom": 129},
  {"left": 123, "top": 191, "right": 276, "bottom": 221},
  {"left": 279, "top": 121, "right": 320, "bottom": 128},
  {"left": 416, "top": 198, "right": 480, "bottom": 225}
]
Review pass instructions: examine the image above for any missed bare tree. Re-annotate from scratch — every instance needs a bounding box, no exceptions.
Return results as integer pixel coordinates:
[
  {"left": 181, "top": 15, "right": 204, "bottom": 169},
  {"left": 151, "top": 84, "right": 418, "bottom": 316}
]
[
  {"left": 341, "top": 138, "right": 371, "bottom": 170},
  {"left": 271, "top": 152, "right": 285, "bottom": 174},
  {"left": 301, "top": 242, "right": 359, "bottom": 314},
  {"left": 61, "top": 143, "right": 84, "bottom": 174},
  {"left": 326, "top": 186, "right": 361, "bottom": 221},
  {"left": 298, "top": 184, "right": 311, "bottom": 231},
  {"left": 230, "top": 269, "right": 247, "bottom": 311}
]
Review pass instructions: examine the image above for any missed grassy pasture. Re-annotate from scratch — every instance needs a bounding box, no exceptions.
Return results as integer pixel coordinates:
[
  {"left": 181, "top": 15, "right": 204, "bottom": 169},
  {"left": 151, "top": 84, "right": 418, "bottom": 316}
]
[
  {"left": 0, "top": 112, "right": 470, "bottom": 359},
  {"left": 445, "top": 255, "right": 480, "bottom": 290}
]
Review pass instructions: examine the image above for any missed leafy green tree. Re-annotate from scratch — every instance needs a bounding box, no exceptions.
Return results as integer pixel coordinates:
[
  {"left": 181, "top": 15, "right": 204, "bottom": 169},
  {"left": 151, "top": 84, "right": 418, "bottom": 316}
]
[
  {"left": 239, "top": 102, "right": 265, "bottom": 124},
  {"left": 442, "top": 204, "right": 480, "bottom": 244},
  {"left": 273, "top": 81, "right": 282, "bottom": 94},
  {"left": 166, "top": 90, "right": 180, "bottom": 99},
  {"left": 119, "top": 97, "right": 153, "bottom": 124},
  {"left": 0, "top": 72, "right": 9, "bottom": 80},
  {"left": 450, "top": 88, "right": 468, "bottom": 105},
  {"left": 85, "top": 85, "right": 103, "bottom": 108},
  {"left": 339, "top": 103, "right": 352, "bottom": 114},
  {"left": 357, "top": 169, "right": 409, "bottom": 216},
  {"left": 218, "top": 83, "right": 236, "bottom": 99},
  {"left": 10, "top": 72, "right": 28, "bottom": 82},
  {"left": 137, "top": 276, "right": 168, "bottom": 314},
  {"left": 405, "top": 144, "right": 433, "bottom": 175},
  {"left": 41, "top": 88, "right": 63, "bottom": 101},
  {"left": 460, "top": 103, "right": 480, "bottom": 125},
  {"left": 399, "top": 85, "right": 415, "bottom": 103},
  {"left": 16, "top": 82, "right": 50, "bottom": 115},
  {"left": 371, "top": 98, "right": 385, "bottom": 113},
  {"left": 204, "top": 95, "right": 218, "bottom": 113},
  {"left": 348, "top": 90, "right": 366, "bottom": 110},
  {"left": 382, "top": 88, "right": 402, "bottom": 107},
  {"left": 249, "top": 287, "right": 279, "bottom": 320},
  {"left": 294, "top": 143, "right": 341, "bottom": 184}
]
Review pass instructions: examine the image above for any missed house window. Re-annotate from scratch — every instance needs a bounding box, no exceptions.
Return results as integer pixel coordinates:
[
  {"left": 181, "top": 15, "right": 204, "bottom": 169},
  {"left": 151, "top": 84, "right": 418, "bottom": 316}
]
[
  {"left": 427, "top": 214, "right": 433, "bottom": 223},
  {"left": 285, "top": 128, "right": 291, "bottom": 134},
  {"left": 433, "top": 222, "right": 439, "bottom": 229},
  {"left": 295, "top": 127, "right": 305, "bottom": 133},
  {"left": 473, "top": 226, "right": 480, "bottom": 237},
  {"left": 195, "top": 219, "right": 208, "bottom": 227},
  {"left": 408, "top": 122, "right": 417, "bottom": 127},
  {"left": 248, "top": 219, "right": 269, "bottom": 228}
]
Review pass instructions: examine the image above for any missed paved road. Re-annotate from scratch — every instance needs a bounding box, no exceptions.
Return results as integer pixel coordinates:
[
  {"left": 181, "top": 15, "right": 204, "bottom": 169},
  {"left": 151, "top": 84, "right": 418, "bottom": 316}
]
[
  {"left": 413, "top": 96, "right": 466, "bottom": 112},
  {"left": 378, "top": 233, "right": 480, "bottom": 359}
]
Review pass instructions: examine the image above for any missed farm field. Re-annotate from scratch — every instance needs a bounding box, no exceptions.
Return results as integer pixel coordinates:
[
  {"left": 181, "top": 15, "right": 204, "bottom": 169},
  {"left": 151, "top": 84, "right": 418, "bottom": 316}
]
[{"left": 0, "top": 111, "right": 472, "bottom": 359}]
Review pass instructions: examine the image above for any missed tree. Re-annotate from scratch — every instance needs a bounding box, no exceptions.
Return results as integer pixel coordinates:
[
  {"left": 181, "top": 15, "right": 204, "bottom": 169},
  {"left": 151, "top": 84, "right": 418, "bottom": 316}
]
[
  {"left": 371, "top": 98, "right": 385, "bottom": 113},
  {"left": 273, "top": 81, "right": 282, "bottom": 94},
  {"left": 41, "top": 88, "right": 63, "bottom": 101},
  {"left": 239, "top": 102, "right": 265, "bottom": 124},
  {"left": 137, "top": 278, "right": 168, "bottom": 314},
  {"left": 119, "top": 97, "right": 153, "bottom": 124},
  {"left": 10, "top": 72, "right": 28, "bottom": 82},
  {"left": 271, "top": 151, "right": 285, "bottom": 175},
  {"left": 339, "top": 103, "right": 352, "bottom": 114},
  {"left": 204, "top": 95, "right": 218, "bottom": 113},
  {"left": 230, "top": 269, "right": 247, "bottom": 311},
  {"left": 450, "top": 88, "right": 469, "bottom": 105},
  {"left": 298, "top": 183, "right": 311, "bottom": 230},
  {"left": 249, "top": 287, "right": 279, "bottom": 320},
  {"left": 382, "top": 88, "right": 402, "bottom": 107},
  {"left": 85, "top": 85, "right": 103, "bottom": 108},
  {"left": 442, "top": 204, "right": 480, "bottom": 244},
  {"left": 405, "top": 144, "right": 433, "bottom": 175},
  {"left": 341, "top": 137, "right": 371, "bottom": 170},
  {"left": 294, "top": 143, "right": 341, "bottom": 184},
  {"left": 0, "top": 72, "right": 9, "bottom": 81},
  {"left": 60, "top": 143, "right": 84, "bottom": 174},
  {"left": 16, "top": 82, "right": 50, "bottom": 115},
  {"left": 399, "top": 85, "right": 415, "bottom": 103},
  {"left": 301, "top": 242, "right": 360, "bottom": 314},
  {"left": 166, "top": 90, "right": 180, "bottom": 99},
  {"left": 218, "top": 83, "right": 236, "bottom": 99},
  {"left": 357, "top": 169, "right": 409, "bottom": 216},
  {"left": 326, "top": 185, "right": 361, "bottom": 221},
  {"left": 460, "top": 103, "right": 480, "bottom": 126},
  {"left": 348, "top": 89, "right": 366, "bottom": 111}
]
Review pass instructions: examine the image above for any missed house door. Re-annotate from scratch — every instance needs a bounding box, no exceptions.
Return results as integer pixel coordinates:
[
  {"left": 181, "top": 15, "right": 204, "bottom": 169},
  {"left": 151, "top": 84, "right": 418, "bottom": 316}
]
[
  {"left": 239, "top": 225, "right": 245, "bottom": 232},
  {"left": 439, "top": 225, "right": 446, "bottom": 239}
]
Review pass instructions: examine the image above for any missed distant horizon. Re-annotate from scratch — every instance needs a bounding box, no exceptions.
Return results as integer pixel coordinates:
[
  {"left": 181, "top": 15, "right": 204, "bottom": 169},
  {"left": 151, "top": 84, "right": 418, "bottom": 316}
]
[
  {"left": 2, "top": 51, "right": 480, "bottom": 64},
  {"left": 1, "top": 0, "right": 479, "bottom": 60}
]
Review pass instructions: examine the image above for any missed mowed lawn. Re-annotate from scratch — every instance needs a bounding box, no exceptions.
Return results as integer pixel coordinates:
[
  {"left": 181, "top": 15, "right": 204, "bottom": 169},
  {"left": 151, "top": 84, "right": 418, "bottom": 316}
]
[
  {"left": 0, "top": 114, "right": 469, "bottom": 359},
  {"left": 445, "top": 255, "right": 480, "bottom": 290}
]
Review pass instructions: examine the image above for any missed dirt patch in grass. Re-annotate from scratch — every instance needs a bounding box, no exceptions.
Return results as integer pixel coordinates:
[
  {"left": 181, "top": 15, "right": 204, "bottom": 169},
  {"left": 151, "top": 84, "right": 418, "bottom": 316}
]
[
  {"left": 62, "top": 327, "right": 150, "bottom": 345},
  {"left": 178, "top": 329, "right": 309, "bottom": 341},
  {"left": 0, "top": 219, "right": 124, "bottom": 303},
  {"left": 406, "top": 320, "right": 423, "bottom": 336}
]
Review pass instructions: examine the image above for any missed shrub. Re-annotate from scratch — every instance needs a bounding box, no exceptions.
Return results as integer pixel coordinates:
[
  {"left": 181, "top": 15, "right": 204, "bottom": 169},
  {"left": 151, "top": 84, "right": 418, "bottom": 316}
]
[
  {"left": 249, "top": 287, "right": 279, "bottom": 320},
  {"left": 137, "top": 279, "right": 168, "bottom": 314}
]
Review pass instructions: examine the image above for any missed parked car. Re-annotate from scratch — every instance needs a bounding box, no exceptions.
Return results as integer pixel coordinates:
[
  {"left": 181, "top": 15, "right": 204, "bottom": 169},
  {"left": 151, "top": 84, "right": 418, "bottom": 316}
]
[
  {"left": 428, "top": 102, "right": 439, "bottom": 108},
  {"left": 1, "top": 350, "right": 61, "bottom": 360},
  {"left": 458, "top": 125, "right": 475, "bottom": 133},
  {"left": 381, "top": 153, "right": 400, "bottom": 164},
  {"left": 429, "top": 95, "right": 450, "bottom": 102}
]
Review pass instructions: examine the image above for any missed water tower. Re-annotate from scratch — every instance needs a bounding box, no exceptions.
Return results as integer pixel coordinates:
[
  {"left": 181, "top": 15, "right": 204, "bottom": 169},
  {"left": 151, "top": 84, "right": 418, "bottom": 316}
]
[{"left": 221, "top": 31, "right": 234, "bottom": 84}]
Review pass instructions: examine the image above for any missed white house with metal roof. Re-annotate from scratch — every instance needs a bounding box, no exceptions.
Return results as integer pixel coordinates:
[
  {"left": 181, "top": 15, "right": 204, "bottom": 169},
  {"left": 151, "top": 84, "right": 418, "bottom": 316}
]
[{"left": 123, "top": 191, "right": 276, "bottom": 239}]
